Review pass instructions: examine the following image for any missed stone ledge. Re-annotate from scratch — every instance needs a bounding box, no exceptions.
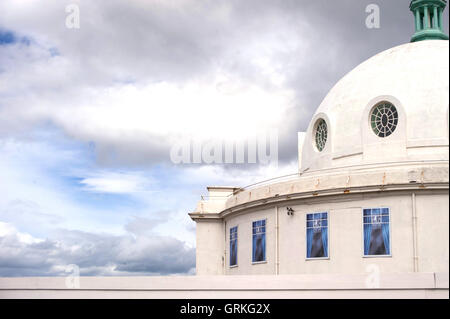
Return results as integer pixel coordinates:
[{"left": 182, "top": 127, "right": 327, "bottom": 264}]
[
  {"left": 0, "top": 273, "right": 447, "bottom": 299},
  {"left": 225, "top": 164, "right": 449, "bottom": 212}
]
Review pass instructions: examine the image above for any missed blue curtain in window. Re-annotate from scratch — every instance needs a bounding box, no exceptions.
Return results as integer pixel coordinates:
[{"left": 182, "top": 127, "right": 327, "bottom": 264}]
[
  {"left": 261, "top": 233, "right": 266, "bottom": 261},
  {"left": 230, "top": 240, "right": 237, "bottom": 266},
  {"left": 364, "top": 223, "right": 372, "bottom": 255},
  {"left": 306, "top": 228, "right": 313, "bottom": 258},
  {"left": 252, "top": 234, "right": 257, "bottom": 261},
  {"left": 252, "top": 233, "right": 266, "bottom": 262},
  {"left": 381, "top": 223, "right": 390, "bottom": 255},
  {"left": 321, "top": 227, "right": 328, "bottom": 257}
]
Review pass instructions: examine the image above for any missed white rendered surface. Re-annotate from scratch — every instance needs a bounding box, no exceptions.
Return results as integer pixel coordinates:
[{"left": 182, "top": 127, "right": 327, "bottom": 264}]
[
  {"left": 0, "top": 273, "right": 448, "bottom": 299},
  {"left": 301, "top": 40, "right": 449, "bottom": 174}
]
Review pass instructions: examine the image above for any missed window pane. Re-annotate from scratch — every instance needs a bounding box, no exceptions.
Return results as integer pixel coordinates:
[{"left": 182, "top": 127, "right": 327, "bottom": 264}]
[
  {"left": 372, "top": 208, "right": 381, "bottom": 215},
  {"left": 253, "top": 234, "right": 265, "bottom": 262},
  {"left": 253, "top": 220, "right": 266, "bottom": 262},
  {"left": 370, "top": 102, "right": 398, "bottom": 138},
  {"left": 307, "top": 212, "right": 328, "bottom": 258},
  {"left": 230, "top": 227, "right": 238, "bottom": 266},
  {"left": 368, "top": 225, "right": 387, "bottom": 255},
  {"left": 363, "top": 208, "right": 390, "bottom": 256},
  {"left": 230, "top": 239, "right": 237, "bottom": 266}
]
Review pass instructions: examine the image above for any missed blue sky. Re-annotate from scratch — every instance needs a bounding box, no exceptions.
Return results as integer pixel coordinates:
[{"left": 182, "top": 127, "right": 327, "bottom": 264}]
[
  {"left": 0, "top": 0, "right": 448, "bottom": 276},
  {"left": 0, "top": 30, "right": 15, "bottom": 45}
]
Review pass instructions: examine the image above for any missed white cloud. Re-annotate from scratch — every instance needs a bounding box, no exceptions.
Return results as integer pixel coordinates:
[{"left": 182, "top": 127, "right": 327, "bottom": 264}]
[
  {"left": 79, "top": 171, "right": 155, "bottom": 194},
  {"left": 179, "top": 160, "right": 299, "bottom": 191},
  {"left": 0, "top": 220, "right": 195, "bottom": 276},
  {"left": 0, "top": 222, "right": 43, "bottom": 245},
  {"left": 0, "top": 0, "right": 310, "bottom": 166}
]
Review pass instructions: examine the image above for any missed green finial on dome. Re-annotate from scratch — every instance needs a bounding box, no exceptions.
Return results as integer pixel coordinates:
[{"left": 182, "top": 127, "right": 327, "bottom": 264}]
[{"left": 410, "top": 0, "right": 449, "bottom": 42}]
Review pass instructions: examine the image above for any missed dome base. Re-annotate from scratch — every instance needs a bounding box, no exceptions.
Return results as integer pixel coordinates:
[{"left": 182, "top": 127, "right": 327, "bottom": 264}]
[{"left": 411, "top": 29, "right": 449, "bottom": 42}]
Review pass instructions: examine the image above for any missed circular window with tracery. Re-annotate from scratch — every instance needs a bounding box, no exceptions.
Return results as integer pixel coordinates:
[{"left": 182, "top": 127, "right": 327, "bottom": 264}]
[
  {"left": 370, "top": 102, "right": 398, "bottom": 138},
  {"left": 314, "top": 119, "right": 328, "bottom": 152}
]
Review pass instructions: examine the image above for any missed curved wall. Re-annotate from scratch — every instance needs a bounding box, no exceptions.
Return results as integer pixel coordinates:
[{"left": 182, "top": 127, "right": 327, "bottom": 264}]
[{"left": 224, "top": 189, "right": 449, "bottom": 275}]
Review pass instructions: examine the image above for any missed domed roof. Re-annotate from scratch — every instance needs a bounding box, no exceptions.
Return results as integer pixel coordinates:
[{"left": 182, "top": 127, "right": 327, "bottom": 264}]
[{"left": 301, "top": 40, "right": 449, "bottom": 174}]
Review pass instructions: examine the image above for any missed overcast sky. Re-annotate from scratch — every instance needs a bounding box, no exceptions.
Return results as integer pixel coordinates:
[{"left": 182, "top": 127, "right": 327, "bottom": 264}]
[{"left": 0, "top": 0, "right": 448, "bottom": 276}]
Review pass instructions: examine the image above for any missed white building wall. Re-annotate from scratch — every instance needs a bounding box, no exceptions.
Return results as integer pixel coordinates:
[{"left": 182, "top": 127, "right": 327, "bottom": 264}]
[
  {"left": 222, "top": 191, "right": 448, "bottom": 276},
  {"left": 416, "top": 193, "right": 449, "bottom": 273},
  {"left": 278, "top": 193, "right": 415, "bottom": 275},
  {"left": 0, "top": 273, "right": 448, "bottom": 299},
  {"left": 225, "top": 208, "right": 275, "bottom": 275},
  {"left": 196, "top": 220, "right": 224, "bottom": 275}
]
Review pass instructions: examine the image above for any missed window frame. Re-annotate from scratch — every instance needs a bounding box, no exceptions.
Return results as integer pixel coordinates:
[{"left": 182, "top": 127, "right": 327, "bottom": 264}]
[
  {"left": 251, "top": 218, "right": 267, "bottom": 264},
  {"left": 361, "top": 207, "right": 392, "bottom": 258},
  {"left": 229, "top": 225, "right": 238, "bottom": 268},
  {"left": 369, "top": 101, "right": 399, "bottom": 138},
  {"left": 313, "top": 118, "right": 328, "bottom": 152},
  {"left": 305, "top": 211, "right": 330, "bottom": 261}
]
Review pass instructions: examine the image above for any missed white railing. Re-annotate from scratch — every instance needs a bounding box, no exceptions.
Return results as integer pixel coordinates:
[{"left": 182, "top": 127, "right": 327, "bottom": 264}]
[{"left": 200, "top": 172, "right": 300, "bottom": 200}]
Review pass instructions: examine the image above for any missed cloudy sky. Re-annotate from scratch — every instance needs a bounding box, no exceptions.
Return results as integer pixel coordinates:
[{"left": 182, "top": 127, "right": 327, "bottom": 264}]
[{"left": 0, "top": 0, "right": 448, "bottom": 276}]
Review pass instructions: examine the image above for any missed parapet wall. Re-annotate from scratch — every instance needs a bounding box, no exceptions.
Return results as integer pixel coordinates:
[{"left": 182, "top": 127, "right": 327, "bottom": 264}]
[{"left": 0, "top": 272, "right": 448, "bottom": 299}]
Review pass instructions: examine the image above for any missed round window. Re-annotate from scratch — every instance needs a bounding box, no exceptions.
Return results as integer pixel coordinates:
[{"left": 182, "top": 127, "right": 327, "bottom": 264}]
[
  {"left": 370, "top": 102, "right": 398, "bottom": 137},
  {"left": 314, "top": 119, "right": 328, "bottom": 152}
]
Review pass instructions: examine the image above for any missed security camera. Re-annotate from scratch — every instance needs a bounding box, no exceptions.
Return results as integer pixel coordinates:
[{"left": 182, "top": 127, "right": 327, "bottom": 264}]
[{"left": 286, "top": 207, "right": 294, "bottom": 216}]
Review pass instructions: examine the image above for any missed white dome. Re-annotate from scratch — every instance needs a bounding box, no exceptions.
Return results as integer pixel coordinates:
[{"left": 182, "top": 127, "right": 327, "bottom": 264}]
[{"left": 301, "top": 40, "right": 449, "bottom": 174}]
